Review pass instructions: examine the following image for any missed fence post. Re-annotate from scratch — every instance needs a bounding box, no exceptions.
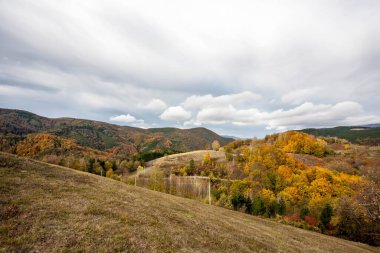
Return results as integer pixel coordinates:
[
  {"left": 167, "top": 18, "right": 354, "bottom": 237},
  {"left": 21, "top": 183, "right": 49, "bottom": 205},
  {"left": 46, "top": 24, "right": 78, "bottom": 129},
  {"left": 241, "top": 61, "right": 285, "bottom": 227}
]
[
  {"left": 208, "top": 178, "right": 211, "bottom": 205},
  {"left": 154, "top": 172, "right": 157, "bottom": 191},
  {"left": 169, "top": 174, "right": 172, "bottom": 193},
  {"left": 194, "top": 176, "right": 196, "bottom": 198}
]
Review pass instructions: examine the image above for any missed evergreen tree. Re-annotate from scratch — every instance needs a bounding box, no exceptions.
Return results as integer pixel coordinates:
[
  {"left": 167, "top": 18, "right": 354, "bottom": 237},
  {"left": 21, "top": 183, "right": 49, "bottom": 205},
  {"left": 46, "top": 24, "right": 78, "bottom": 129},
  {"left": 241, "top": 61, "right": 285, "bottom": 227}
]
[
  {"left": 277, "top": 198, "right": 286, "bottom": 215},
  {"left": 320, "top": 204, "right": 333, "bottom": 228},
  {"left": 231, "top": 193, "right": 246, "bottom": 210},
  {"left": 86, "top": 158, "right": 95, "bottom": 173},
  {"left": 245, "top": 197, "right": 253, "bottom": 214},
  {"left": 252, "top": 196, "right": 266, "bottom": 215},
  {"left": 300, "top": 207, "right": 309, "bottom": 220},
  {"left": 267, "top": 200, "right": 277, "bottom": 218}
]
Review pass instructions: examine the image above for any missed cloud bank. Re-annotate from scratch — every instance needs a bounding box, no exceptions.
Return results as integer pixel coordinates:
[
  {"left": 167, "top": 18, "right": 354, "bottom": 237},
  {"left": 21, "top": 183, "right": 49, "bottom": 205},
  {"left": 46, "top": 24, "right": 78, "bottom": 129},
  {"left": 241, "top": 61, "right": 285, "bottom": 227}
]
[{"left": 0, "top": 0, "right": 379, "bottom": 137}]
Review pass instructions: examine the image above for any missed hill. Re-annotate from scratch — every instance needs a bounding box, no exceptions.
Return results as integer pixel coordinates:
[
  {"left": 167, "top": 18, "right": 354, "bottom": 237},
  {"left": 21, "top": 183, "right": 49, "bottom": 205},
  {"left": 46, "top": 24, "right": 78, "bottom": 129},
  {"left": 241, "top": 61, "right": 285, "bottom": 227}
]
[
  {"left": 136, "top": 131, "right": 380, "bottom": 245},
  {"left": 0, "top": 153, "right": 377, "bottom": 253},
  {"left": 0, "top": 108, "right": 232, "bottom": 156},
  {"left": 299, "top": 126, "right": 380, "bottom": 145}
]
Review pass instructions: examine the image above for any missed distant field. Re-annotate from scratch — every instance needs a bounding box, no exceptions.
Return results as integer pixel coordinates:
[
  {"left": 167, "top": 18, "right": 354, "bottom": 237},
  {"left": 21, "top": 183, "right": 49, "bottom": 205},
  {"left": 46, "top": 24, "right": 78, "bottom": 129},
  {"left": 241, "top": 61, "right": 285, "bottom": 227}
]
[
  {"left": 1, "top": 153, "right": 378, "bottom": 253},
  {"left": 142, "top": 150, "right": 226, "bottom": 175}
]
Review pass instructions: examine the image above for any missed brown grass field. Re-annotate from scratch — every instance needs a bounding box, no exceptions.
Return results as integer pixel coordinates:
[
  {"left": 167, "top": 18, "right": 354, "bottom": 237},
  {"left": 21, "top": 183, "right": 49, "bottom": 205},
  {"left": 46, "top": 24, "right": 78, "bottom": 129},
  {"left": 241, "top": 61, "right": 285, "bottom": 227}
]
[
  {"left": 0, "top": 152, "right": 378, "bottom": 253},
  {"left": 142, "top": 150, "right": 226, "bottom": 175}
]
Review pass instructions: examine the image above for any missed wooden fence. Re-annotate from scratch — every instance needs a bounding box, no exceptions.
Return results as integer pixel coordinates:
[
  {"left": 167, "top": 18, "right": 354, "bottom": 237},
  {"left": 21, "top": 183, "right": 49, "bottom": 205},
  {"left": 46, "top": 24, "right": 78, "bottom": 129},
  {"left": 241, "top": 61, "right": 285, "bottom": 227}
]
[{"left": 134, "top": 172, "right": 213, "bottom": 204}]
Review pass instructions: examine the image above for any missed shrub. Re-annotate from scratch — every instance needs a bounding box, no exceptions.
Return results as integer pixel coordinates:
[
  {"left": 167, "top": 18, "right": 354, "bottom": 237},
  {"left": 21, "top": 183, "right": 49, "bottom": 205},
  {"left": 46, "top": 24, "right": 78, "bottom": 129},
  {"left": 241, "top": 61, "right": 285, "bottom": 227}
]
[{"left": 304, "top": 215, "right": 318, "bottom": 226}]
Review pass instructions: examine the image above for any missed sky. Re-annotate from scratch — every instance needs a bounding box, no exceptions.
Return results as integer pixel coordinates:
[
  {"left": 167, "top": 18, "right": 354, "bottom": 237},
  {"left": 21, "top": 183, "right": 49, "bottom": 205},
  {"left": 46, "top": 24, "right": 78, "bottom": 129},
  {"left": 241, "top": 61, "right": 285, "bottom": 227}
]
[{"left": 1, "top": 0, "right": 380, "bottom": 138}]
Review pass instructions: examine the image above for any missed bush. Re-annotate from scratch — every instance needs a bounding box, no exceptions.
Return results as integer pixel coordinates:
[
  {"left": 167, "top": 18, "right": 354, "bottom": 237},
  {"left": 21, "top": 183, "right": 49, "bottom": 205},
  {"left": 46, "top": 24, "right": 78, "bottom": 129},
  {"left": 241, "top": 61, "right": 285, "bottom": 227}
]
[{"left": 304, "top": 215, "right": 318, "bottom": 226}]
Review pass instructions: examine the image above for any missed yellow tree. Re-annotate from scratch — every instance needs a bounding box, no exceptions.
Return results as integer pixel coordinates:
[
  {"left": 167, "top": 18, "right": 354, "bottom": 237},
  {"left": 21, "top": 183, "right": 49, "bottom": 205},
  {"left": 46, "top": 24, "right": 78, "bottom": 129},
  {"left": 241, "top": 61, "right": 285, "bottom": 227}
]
[{"left": 212, "top": 140, "right": 221, "bottom": 151}]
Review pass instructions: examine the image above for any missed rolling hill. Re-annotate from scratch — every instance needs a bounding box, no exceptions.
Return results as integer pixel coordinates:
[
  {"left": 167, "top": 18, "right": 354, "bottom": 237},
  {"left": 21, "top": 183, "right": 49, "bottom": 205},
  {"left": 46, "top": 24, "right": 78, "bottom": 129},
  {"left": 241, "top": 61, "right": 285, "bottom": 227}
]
[
  {"left": 0, "top": 108, "right": 233, "bottom": 157},
  {"left": 0, "top": 152, "right": 377, "bottom": 253}
]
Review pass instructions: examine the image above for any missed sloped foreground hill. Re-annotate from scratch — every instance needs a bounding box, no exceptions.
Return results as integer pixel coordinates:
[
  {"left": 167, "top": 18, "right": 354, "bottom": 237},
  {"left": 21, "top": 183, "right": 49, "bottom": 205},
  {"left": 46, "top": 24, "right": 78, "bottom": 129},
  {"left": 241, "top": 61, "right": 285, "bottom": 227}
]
[{"left": 0, "top": 153, "right": 378, "bottom": 253}]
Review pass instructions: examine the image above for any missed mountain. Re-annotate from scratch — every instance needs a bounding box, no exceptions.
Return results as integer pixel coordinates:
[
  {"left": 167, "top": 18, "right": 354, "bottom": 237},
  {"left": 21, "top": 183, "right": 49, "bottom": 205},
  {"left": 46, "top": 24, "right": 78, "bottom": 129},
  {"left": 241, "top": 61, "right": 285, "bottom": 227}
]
[
  {"left": 360, "top": 123, "right": 380, "bottom": 128},
  {"left": 0, "top": 108, "right": 233, "bottom": 157},
  {"left": 299, "top": 125, "right": 380, "bottom": 145},
  {"left": 0, "top": 152, "right": 376, "bottom": 253},
  {"left": 222, "top": 135, "right": 239, "bottom": 140}
]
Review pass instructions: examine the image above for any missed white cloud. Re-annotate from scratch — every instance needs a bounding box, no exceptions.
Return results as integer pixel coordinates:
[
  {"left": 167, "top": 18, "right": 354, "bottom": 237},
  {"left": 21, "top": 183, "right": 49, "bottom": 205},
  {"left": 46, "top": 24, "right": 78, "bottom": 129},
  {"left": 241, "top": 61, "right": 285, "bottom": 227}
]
[
  {"left": 110, "top": 114, "right": 136, "bottom": 123},
  {"left": 139, "top": 98, "right": 167, "bottom": 113},
  {"left": 160, "top": 106, "right": 191, "bottom": 121},
  {"left": 188, "top": 101, "right": 380, "bottom": 129},
  {"left": 182, "top": 91, "right": 261, "bottom": 109}
]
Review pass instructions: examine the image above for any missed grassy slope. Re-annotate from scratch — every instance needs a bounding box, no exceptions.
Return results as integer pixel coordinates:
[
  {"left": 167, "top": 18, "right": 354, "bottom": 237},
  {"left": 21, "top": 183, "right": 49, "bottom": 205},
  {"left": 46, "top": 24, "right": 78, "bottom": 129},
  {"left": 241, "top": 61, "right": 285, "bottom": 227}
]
[{"left": 0, "top": 153, "right": 378, "bottom": 253}]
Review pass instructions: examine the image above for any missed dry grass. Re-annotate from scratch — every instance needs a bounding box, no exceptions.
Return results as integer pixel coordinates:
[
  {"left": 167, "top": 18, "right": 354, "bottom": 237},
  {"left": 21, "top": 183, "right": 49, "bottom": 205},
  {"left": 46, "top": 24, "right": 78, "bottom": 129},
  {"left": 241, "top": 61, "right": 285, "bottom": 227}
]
[
  {"left": 0, "top": 153, "right": 378, "bottom": 253},
  {"left": 142, "top": 150, "right": 226, "bottom": 175}
]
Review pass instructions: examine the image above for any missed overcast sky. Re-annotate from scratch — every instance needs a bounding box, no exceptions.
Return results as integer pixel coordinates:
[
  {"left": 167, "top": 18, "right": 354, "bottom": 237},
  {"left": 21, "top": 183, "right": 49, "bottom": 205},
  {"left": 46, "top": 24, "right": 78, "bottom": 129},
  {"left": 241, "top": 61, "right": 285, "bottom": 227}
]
[{"left": 1, "top": 0, "right": 380, "bottom": 137}]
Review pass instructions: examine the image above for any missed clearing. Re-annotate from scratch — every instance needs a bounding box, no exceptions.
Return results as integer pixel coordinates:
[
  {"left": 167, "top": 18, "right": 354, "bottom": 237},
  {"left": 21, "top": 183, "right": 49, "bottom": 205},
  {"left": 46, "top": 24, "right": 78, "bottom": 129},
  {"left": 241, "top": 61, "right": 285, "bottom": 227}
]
[{"left": 141, "top": 150, "right": 226, "bottom": 175}]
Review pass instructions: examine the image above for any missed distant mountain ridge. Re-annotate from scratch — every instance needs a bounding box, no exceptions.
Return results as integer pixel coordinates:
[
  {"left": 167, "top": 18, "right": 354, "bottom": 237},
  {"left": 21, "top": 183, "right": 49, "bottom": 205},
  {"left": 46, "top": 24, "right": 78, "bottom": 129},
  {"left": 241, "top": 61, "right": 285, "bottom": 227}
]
[
  {"left": 0, "top": 108, "right": 233, "bottom": 158},
  {"left": 299, "top": 125, "right": 380, "bottom": 145},
  {"left": 359, "top": 123, "right": 380, "bottom": 128}
]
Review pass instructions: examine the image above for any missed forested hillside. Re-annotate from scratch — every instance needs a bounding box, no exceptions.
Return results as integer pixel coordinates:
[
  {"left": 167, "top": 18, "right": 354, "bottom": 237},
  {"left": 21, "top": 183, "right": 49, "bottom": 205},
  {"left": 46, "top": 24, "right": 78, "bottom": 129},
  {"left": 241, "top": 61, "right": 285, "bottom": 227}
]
[
  {"left": 0, "top": 108, "right": 232, "bottom": 151},
  {"left": 300, "top": 126, "right": 380, "bottom": 145},
  {"left": 137, "top": 131, "right": 380, "bottom": 245},
  {"left": 0, "top": 108, "right": 232, "bottom": 175}
]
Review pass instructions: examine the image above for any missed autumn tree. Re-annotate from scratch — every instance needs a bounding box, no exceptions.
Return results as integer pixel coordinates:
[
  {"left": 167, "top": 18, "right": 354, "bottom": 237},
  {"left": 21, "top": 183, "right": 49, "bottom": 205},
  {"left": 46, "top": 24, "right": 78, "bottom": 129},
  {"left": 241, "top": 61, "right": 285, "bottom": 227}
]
[
  {"left": 106, "top": 168, "right": 114, "bottom": 178},
  {"left": 105, "top": 161, "right": 113, "bottom": 171},
  {"left": 203, "top": 153, "right": 211, "bottom": 165},
  {"left": 118, "top": 160, "right": 129, "bottom": 175},
  {"left": 230, "top": 180, "right": 251, "bottom": 211},
  {"left": 212, "top": 140, "right": 221, "bottom": 151},
  {"left": 93, "top": 161, "right": 104, "bottom": 176}
]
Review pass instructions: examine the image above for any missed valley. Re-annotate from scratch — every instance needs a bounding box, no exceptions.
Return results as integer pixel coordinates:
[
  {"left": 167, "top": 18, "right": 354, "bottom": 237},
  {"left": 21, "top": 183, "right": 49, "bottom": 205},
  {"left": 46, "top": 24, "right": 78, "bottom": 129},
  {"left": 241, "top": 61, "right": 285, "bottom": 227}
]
[
  {"left": 0, "top": 153, "right": 377, "bottom": 253},
  {"left": 1, "top": 108, "right": 380, "bottom": 249}
]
